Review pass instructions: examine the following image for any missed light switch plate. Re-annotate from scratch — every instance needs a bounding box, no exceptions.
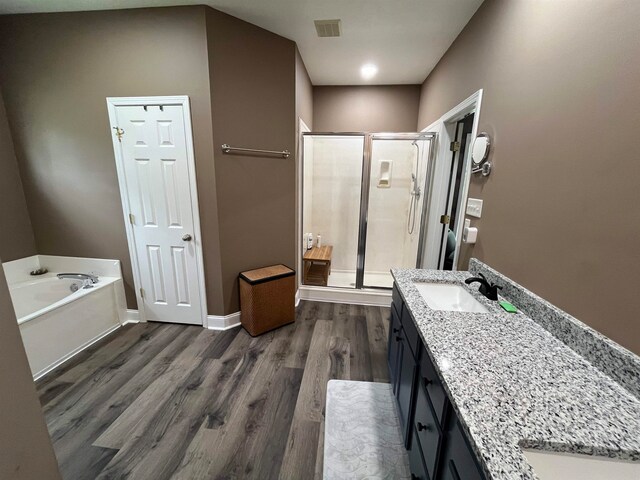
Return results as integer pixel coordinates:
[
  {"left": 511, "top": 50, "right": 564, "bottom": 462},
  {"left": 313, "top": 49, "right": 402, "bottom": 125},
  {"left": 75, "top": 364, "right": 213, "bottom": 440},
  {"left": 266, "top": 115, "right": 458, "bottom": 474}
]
[{"left": 466, "top": 198, "right": 483, "bottom": 218}]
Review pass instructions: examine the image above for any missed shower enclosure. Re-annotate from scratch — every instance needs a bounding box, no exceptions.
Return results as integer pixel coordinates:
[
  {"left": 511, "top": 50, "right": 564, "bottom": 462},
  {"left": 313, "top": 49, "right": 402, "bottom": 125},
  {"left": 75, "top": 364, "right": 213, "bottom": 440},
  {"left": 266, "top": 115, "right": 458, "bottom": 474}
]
[{"left": 301, "top": 132, "right": 435, "bottom": 290}]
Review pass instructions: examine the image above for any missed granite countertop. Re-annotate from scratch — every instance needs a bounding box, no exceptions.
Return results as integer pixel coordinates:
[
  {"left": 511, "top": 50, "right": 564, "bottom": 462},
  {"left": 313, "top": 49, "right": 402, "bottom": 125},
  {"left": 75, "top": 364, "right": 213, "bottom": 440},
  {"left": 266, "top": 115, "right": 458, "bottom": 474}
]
[{"left": 391, "top": 267, "right": 640, "bottom": 480}]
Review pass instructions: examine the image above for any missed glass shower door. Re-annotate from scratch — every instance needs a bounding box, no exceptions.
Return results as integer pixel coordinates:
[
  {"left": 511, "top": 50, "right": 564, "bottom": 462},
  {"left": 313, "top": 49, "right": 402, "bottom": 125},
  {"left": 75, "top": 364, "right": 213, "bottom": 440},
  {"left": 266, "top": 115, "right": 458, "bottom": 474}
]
[
  {"left": 362, "top": 135, "right": 432, "bottom": 288},
  {"left": 301, "top": 134, "right": 365, "bottom": 288}
]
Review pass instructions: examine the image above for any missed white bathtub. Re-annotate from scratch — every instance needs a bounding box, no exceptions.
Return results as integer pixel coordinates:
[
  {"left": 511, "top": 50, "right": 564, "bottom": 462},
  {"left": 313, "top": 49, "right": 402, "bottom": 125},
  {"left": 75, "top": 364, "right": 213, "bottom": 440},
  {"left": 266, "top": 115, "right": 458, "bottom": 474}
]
[{"left": 3, "top": 255, "right": 127, "bottom": 379}]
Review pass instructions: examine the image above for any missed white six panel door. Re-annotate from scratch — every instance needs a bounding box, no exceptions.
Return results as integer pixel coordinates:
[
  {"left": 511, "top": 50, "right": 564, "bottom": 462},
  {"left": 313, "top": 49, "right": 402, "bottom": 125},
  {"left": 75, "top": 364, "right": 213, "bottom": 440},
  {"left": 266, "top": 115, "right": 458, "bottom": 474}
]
[{"left": 113, "top": 104, "right": 203, "bottom": 325}]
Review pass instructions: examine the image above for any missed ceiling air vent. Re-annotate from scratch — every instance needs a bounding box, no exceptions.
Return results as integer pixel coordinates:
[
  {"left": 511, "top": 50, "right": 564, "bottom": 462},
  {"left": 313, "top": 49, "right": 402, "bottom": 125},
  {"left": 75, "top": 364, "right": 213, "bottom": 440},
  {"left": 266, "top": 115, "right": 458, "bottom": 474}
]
[{"left": 314, "top": 19, "right": 341, "bottom": 38}]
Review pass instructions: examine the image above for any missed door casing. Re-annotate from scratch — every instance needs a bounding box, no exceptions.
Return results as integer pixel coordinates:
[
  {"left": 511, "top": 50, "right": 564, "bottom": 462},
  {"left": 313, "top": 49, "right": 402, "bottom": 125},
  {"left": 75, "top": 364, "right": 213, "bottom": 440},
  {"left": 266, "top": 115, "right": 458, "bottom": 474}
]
[
  {"left": 106, "top": 95, "right": 208, "bottom": 325},
  {"left": 438, "top": 113, "right": 475, "bottom": 269},
  {"left": 421, "top": 89, "right": 484, "bottom": 270}
]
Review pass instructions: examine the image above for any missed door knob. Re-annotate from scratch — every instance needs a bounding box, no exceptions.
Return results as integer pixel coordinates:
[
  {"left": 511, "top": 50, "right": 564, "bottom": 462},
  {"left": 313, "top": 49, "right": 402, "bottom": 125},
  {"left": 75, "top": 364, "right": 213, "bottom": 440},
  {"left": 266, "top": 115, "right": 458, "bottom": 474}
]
[{"left": 182, "top": 234, "right": 193, "bottom": 241}]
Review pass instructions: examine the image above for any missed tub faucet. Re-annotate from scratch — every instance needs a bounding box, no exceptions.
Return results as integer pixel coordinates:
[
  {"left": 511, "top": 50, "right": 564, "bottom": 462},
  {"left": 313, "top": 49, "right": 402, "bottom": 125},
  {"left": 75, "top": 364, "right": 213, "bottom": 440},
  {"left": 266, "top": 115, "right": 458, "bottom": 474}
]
[
  {"left": 57, "top": 273, "right": 99, "bottom": 284},
  {"left": 465, "top": 273, "right": 502, "bottom": 300}
]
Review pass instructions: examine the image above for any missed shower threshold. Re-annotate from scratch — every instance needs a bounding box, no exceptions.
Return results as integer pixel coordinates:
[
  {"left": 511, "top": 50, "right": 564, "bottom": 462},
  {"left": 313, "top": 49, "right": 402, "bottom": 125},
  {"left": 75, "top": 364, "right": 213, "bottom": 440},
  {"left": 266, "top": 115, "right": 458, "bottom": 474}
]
[{"left": 327, "top": 270, "right": 393, "bottom": 289}]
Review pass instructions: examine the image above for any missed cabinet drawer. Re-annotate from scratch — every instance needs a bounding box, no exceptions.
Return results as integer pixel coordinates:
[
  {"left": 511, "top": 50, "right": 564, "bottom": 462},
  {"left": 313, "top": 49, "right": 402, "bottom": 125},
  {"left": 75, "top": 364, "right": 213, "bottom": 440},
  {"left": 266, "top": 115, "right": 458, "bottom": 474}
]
[
  {"left": 401, "top": 305, "right": 420, "bottom": 359},
  {"left": 413, "top": 383, "right": 441, "bottom": 479},
  {"left": 419, "top": 348, "right": 448, "bottom": 428},
  {"left": 408, "top": 426, "right": 429, "bottom": 480}
]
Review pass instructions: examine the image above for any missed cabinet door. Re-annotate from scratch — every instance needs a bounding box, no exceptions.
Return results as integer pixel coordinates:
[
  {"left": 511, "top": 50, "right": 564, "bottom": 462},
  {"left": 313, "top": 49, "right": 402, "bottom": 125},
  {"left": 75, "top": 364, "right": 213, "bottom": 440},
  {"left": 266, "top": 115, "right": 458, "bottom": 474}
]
[
  {"left": 438, "top": 417, "right": 485, "bottom": 480},
  {"left": 419, "top": 348, "right": 449, "bottom": 429},
  {"left": 413, "top": 383, "right": 442, "bottom": 479},
  {"left": 396, "top": 332, "right": 417, "bottom": 446},
  {"left": 401, "top": 305, "right": 420, "bottom": 359},
  {"left": 408, "top": 427, "right": 429, "bottom": 480},
  {"left": 388, "top": 307, "right": 403, "bottom": 392},
  {"left": 439, "top": 460, "right": 461, "bottom": 480}
]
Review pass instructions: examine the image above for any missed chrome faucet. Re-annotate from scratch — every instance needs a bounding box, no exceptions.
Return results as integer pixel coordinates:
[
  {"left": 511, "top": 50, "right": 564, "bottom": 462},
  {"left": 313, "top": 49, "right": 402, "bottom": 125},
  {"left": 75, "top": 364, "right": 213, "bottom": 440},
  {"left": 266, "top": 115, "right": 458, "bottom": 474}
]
[{"left": 57, "top": 273, "right": 99, "bottom": 285}]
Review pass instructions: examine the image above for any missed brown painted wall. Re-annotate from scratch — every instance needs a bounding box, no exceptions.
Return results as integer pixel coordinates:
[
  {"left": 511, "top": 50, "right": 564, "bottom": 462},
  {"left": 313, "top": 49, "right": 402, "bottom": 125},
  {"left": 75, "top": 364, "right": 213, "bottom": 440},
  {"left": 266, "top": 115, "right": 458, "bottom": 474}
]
[
  {"left": 0, "top": 7, "right": 224, "bottom": 312},
  {"left": 0, "top": 255, "right": 61, "bottom": 479},
  {"left": 313, "top": 85, "right": 421, "bottom": 132},
  {"left": 418, "top": 0, "right": 640, "bottom": 354},
  {"left": 0, "top": 92, "right": 36, "bottom": 262},
  {"left": 207, "top": 9, "right": 297, "bottom": 314},
  {"left": 294, "top": 47, "right": 314, "bottom": 289},
  {"left": 295, "top": 48, "right": 314, "bottom": 129}
]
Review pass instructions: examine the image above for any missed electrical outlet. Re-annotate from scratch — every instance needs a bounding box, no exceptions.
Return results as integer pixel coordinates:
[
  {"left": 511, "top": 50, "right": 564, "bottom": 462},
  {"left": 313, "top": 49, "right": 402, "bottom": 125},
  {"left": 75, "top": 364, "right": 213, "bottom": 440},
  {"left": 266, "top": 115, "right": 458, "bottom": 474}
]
[{"left": 466, "top": 198, "right": 483, "bottom": 218}]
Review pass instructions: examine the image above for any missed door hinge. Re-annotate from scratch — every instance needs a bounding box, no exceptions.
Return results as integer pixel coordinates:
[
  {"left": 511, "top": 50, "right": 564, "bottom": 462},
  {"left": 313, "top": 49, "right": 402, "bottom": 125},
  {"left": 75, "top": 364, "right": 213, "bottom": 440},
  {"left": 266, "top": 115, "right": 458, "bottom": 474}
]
[
  {"left": 450, "top": 141, "right": 460, "bottom": 152},
  {"left": 113, "top": 126, "right": 125, "bottom": 143},
  {"left": 139, "top": 287, "right": 145, "bottom": 298},
  {"left": 129, "top": 213, "right": 135, "bottom": 225},
  {"left": 440, "top": 214, "right": 451, "bottom": 225}
]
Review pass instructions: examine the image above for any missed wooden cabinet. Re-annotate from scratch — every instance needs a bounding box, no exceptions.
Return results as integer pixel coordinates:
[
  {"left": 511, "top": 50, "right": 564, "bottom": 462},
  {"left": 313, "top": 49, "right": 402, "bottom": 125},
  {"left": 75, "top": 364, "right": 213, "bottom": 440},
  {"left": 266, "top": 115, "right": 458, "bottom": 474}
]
[
  {"left": 401, "top": 305, "right": 421, "bottom": 359},
  {"left": 388, "top": 303, "right": 417, "bottom": 446},
  {"left": 388, "top": 306, "right": 402, "bottom": 395},
  {"left": 396, "top": 331, "right": 417, "bottom": 445},
  {"left": 438, "top": 419, "right": 485, "bottom": 480},
  {"left": 413, "top": 382, "right": 442, "bottom": 479},
  {"left": 419, "top": 347, "right": 448, "bottom": 429},
  {"left": 408, "top": 432, "right": 429, "bottom": 480},
  {"left": 390, "top": 284, "right": 486, "bottom": 480},
  {"left": 439, "top": 460, "right": 461, "bottom": 480}
]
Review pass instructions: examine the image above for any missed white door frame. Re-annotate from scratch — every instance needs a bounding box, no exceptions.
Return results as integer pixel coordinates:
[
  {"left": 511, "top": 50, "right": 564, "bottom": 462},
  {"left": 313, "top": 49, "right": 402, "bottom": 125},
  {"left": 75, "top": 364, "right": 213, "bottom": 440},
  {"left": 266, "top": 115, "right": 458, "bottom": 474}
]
[
  {"left": 296, "top": 117, "right": 311, "bottom": 304},
  {"left": 421, "top": 89, "right": 483, "bottom": 270},
  {"left": 106, "top": 95, "right": 208, "bottom": 325}
]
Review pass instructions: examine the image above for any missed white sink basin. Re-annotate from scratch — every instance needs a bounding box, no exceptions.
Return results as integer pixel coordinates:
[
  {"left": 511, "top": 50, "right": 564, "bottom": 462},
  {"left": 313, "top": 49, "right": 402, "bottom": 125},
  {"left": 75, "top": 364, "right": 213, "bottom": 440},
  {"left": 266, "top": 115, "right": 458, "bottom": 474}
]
[
  {"left": 523, "top": 449, "right": 640, "bottom": 480},
  {"left": 413, "top": 282, "right": 488, "bottom": 313}
]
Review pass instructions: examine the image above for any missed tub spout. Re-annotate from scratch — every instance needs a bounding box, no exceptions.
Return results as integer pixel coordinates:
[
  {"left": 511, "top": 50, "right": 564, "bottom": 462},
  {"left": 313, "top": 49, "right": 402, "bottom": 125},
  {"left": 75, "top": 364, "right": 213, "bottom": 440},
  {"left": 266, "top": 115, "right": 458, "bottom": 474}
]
[{"left": 57, "top": 273, "right": 99, "bottom": 284}]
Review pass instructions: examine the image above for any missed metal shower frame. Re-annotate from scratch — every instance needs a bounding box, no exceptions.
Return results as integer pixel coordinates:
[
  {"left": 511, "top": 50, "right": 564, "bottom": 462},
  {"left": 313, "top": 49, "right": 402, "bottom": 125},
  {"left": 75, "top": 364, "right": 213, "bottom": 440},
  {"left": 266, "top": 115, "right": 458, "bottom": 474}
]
[{"left": 301, "top": 131, "right": 438, "bottom": 290}]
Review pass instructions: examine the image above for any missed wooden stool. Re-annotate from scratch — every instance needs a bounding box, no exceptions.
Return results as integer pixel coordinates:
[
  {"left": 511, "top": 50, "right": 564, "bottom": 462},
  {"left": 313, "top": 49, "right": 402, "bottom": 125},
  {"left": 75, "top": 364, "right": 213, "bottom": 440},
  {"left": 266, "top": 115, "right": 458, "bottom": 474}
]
[{"left": 303, "top": 246, "right": 333, "bottom": 286}]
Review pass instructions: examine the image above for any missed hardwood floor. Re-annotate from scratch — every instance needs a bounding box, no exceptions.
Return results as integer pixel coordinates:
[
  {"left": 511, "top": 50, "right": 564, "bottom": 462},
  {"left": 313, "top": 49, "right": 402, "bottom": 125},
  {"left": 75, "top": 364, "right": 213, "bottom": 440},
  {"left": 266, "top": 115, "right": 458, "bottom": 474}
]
[{"left": 36, "top": 301, "right": 390, "bottom": 480}]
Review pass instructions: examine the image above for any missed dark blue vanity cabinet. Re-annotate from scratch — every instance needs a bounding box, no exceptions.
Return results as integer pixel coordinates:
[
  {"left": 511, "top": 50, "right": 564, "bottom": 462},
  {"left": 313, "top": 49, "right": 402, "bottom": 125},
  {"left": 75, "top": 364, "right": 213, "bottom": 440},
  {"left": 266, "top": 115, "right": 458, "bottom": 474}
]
[
  {"left": 388, "top": 304, "right": 402, "bottom": 395},
  {"left": 389, "top": 296, "right": 416, "bottom": 445},
  {"left": 389, "top": 284, "right": 486, "bottom": 480}
]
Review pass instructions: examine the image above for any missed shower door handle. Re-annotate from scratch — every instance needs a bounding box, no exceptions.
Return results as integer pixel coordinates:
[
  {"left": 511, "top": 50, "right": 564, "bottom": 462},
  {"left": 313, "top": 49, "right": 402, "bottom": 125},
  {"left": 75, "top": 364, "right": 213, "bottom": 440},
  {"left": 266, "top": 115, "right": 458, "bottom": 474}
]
[{"left": 182, "top": 234, "right": 192, "bottom": 241}]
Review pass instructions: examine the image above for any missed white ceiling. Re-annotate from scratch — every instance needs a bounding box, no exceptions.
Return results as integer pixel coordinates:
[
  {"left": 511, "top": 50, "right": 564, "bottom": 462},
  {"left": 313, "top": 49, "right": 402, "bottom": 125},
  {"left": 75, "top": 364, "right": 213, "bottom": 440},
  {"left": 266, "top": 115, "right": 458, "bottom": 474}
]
[{"left": 0, "top": 0, "right": 484, "bottom": 85}]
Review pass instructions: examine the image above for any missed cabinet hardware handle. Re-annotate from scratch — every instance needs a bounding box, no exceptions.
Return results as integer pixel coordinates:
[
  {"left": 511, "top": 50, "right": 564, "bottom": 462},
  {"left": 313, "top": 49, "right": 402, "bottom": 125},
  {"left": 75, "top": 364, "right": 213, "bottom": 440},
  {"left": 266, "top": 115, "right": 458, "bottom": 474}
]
[
  {"left": 423, "top": 377, "right": 432, "bottom": 385},
  {"left": 393, "top": 328, "right": 400, "bottom": 333},
  {"left": 411, "top": 475, "right": 419, "bottom": 480},
  {"left": 417, "top": 422, "right": 429, "bottom": 432},
  {"left": 395, "top": 336, "right": 402, "bottom": 342}
]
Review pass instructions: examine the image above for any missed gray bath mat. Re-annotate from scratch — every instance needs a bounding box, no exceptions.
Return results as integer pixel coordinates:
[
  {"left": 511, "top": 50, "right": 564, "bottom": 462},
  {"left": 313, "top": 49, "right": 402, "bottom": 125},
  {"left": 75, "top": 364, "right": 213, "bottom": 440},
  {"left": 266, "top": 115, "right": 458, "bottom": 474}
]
[{"left": 324, "top": 380, "right": 411, "bottom": 479}]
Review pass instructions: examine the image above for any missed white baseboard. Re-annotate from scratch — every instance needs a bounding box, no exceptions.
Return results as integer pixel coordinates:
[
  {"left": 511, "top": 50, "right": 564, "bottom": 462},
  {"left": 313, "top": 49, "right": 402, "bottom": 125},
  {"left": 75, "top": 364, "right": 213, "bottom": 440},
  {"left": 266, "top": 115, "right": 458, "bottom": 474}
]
[
  {"left": 206, "top": 311, "right": 242, "bottom": 331},
  {"left": 298, "top": 285, "right": 392, "bottom": 307},
  {"left": 295, "top": 289, "right": 301, "bottom": 307},
  {"left": 121, "top": 308, "right": 241, "bottom": 330},
  {"left": 33, "top": 323, "right": 121, "bottom": 381},
  {"left": 124, "top": 309, "right": 140, "bottom": 324}
]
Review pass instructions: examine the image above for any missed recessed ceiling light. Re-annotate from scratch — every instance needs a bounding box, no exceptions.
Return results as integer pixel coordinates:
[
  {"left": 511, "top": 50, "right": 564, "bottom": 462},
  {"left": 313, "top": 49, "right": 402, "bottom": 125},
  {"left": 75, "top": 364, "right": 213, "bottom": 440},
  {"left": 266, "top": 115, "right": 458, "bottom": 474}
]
[{"left": 360, "top": 63, "right": 378, "bottom": 80}]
